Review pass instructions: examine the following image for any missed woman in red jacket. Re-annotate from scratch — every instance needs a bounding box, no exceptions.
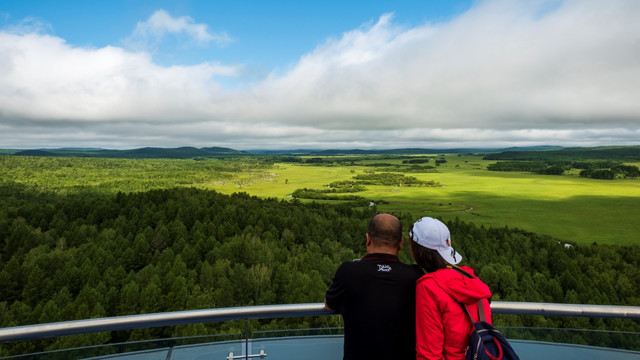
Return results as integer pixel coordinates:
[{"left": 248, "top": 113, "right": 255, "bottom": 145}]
[{"left": 410, "top": 217, "right": 492, "bottom": 360}]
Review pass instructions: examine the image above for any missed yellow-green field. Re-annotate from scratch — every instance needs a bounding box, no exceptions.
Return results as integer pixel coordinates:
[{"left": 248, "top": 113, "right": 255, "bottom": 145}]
[
  {"left": 209, "top": 155, "right": 640, "bottom": 246},
  {"left": 2, "top": 154, "right": 638, "bottom": 246}
]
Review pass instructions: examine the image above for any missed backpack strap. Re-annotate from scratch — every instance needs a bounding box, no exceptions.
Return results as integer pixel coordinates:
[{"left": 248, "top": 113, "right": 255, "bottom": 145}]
[
  {"left": 457, "top": 300, "right": 486, "bottom": 324},
  {"left": 449, "top": 266, "right": 487, "bottom": 323},
  {"left": 477, "top": 299, "right": 487, "bottom": 322},
  {"left": 449, "top": 265, "right": 474, "bottom": 279}
]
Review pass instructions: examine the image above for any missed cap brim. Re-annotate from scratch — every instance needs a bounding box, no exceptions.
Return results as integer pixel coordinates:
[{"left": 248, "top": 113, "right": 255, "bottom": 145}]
[{"left": 438, "top": 248, "right": 462, "bottom": 265}]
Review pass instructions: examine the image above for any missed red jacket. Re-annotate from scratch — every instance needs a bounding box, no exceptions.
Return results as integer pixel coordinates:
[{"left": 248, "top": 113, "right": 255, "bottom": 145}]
[{"left": 416, "top": 266, "right": 492, "bottom": 360}]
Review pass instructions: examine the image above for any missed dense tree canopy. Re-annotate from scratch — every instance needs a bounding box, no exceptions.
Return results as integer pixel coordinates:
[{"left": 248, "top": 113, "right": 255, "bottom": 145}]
[{"left": 1, "top": 182, "right": 639, "bottom": 355}]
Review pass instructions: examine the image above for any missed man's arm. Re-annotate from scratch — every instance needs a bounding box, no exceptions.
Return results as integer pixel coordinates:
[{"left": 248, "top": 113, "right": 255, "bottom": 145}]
[{"left": 324, "top": 263, "right": 345, "bottom": 312}]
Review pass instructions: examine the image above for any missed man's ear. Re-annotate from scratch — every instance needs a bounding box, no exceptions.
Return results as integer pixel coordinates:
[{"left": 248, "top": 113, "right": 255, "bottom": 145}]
[
  {"left": 366, "top": 233, "right": 372, "bottom": 247},
  {"left": 398, "top": 238, "right": 404, "bottom": 251}
]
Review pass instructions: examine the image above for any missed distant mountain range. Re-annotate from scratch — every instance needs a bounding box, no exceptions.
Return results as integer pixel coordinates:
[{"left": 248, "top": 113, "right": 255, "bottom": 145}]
[
  {"left": 242, "top": 145, "right": 566, "bottom": 156},
  {"left": 2, "top": 145, "right": 639, "bottom": 159},
  {"left": 9, "top": 146, "right": 246, "bottom": 159}
]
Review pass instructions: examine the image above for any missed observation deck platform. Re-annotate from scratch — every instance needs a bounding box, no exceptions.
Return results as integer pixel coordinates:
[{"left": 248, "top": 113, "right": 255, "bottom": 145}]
[{"left": 1, "top": 302, "right": 639, "bottom": 360}]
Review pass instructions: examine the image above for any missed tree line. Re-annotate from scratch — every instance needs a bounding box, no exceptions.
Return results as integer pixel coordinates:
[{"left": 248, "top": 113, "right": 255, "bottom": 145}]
[
  {"left": 483, "top": 146, "right": 640, "bottom": 161},
  {"left": 0, "top": 183, "right": 639, "bottom": 355},
  {"left": 487, "top": 160, "right": 639, "bottom": 178},
  {"left": 290, "top": 173, "right": 440, "bottom": 201}
]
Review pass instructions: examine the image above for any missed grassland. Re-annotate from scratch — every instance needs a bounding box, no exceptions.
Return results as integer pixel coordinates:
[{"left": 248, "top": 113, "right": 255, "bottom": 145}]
[
  {"left": 210, "top": 155, "right": 640, "bottom": 246},
  {"left": 2, "top": 153, "right": 638, "bottom": 246}
]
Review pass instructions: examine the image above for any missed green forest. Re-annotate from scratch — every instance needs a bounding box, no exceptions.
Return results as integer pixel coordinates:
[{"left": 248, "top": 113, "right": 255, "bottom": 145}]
[
  {"left": 1, "top": 148, "right": 640, "bottom": 356},
  {"left": 483, "top": 146, "right": 640, "bottom": 161},
  {"left": 486, "top": 160, "right": 640, "bottom": 178},
  {"left": 483, "top": 147, "right": 640, "bottom": 178},
  {"left": 484, "top": 146, "right": 640, "bottom": 177},
  {"left": 1, "top": 182, "right": 639, "bottom": 355}
]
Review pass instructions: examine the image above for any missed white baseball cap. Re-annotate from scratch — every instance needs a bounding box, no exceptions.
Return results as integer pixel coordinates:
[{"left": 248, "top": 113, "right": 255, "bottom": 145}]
[{"left": 409, "top": 217, "right": 462, "bottom": 265}]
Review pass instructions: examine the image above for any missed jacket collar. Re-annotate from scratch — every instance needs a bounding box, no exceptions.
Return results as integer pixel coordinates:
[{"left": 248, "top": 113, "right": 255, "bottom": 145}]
[{"left": 361, "top": 253, "right": 400, "bottom": 262}]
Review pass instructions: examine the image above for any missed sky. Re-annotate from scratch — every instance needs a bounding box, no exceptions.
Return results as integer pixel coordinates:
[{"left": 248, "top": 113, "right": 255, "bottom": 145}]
[{"left": 0, "top": 0, "right": 639, "bottom": 150}]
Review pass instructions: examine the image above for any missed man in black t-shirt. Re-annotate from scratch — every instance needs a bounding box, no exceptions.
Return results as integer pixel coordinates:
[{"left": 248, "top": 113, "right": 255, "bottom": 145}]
[{"left": 324, "top": 214, "right": 423, "bottom": 360}]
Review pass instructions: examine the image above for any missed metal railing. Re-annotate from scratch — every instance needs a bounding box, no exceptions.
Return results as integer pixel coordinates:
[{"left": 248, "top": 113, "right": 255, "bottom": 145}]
[{"left": 1, "top": 302, "right": 639, "bottom": 344}]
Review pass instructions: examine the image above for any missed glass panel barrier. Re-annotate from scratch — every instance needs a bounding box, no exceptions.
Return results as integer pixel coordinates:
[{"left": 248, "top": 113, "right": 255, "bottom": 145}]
[
  {"left": 1, "top": 303, "right": 639, "bottom": 359},
  {"left": 4, "top": 327, "right": 639, "bottom": 360},
  {"left": 0, "top": 334, "right": 243, "bottom": 360},
  {"left": 509, "top": 339, "right": 640, "bottom": 360},
  {"left": 252, "top": 327, "right": 343, "bottom": 338},
  {"left": 499, "top": 326, "right": 640, "bottom": 352}
]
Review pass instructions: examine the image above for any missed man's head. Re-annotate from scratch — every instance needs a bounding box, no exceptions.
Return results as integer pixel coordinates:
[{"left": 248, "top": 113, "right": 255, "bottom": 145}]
[{"left": 366, "top": 213, "right": 403, "bottom": 254}]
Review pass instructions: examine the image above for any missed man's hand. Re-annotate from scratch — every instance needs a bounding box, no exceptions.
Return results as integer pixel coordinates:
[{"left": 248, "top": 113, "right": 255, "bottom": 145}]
[{"left": 323, "top": 297, "right": 333, "bottom": 311}]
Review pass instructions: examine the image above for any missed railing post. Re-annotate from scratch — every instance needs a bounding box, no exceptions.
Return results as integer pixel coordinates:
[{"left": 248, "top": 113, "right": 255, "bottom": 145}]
[
  {"left": 245, "top": 318, "right": 249, "bottom": 360},
  {"left": 227, "top": 349, "right": 267, "bottom": 360}
]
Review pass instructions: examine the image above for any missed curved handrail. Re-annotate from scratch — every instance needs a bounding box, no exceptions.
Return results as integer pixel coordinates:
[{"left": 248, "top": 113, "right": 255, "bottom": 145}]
[
  {"left": 491, "top": 301, "right": 640, "bottom": 318},
  {"left": 1, "top": 302, "right": 639, "bottom": 343}
]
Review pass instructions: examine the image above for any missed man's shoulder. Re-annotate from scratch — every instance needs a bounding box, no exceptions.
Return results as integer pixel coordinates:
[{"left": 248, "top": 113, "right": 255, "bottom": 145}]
[
  {"left": 337, "top": 258, "right": 361, "bottom": 268},
  {"left": 333, "top": 259, "right": 363, "bottom": 274},
  {"left": 398, "top": 263, "right": 424, "bottom": 277}
]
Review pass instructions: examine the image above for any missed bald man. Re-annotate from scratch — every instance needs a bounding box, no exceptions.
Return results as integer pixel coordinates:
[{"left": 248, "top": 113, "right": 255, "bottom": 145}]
[{"left": 324, "top": 214, "right": 423, "bottom": 360}]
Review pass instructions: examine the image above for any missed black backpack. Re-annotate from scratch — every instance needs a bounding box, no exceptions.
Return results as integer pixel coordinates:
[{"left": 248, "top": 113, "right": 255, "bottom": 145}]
[
  {"left": 451, "top": 266, "right": 520, "bottom": 360},
  {"left": 459, "top": 301, "right": 520, "bottom": 360}
]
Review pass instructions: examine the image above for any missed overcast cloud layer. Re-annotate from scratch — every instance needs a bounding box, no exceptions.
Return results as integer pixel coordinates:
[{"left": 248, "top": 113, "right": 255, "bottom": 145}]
[{"left": 1, "top": 0, "right": 639, "bottom": 150}]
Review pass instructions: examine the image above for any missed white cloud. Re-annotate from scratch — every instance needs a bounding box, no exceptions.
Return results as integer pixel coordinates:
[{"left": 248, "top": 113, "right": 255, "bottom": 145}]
[
  {"left": 123, "top": 9, "right": 232, "bottom": 51},
  {"left": 0, "top": 0, "right": 639, "bottom": 150},
  {"left": 251, "top": 0, "right": 640, "bottom": 133},
  {"left": 0, "top": 31, "right": 239, "bottom": 123},
  {"left": 2, "top": 16, "right": 53, "bottom": 35}
]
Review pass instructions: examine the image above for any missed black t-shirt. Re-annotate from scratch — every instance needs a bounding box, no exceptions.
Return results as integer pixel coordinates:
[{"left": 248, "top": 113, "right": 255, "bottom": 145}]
[{"left": 325, "top": 253, "right": 423, "bottom": 360}]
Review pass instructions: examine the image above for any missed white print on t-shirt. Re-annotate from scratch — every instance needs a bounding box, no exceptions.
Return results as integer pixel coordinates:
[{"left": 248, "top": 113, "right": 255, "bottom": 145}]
[{"left": 377, "top": 264, "right": 392, "bottom": 272}]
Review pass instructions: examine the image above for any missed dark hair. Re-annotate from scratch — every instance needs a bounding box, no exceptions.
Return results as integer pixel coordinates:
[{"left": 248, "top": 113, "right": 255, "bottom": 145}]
[
  {"left": 411, "top": 239, "right": 449, "bottom": 273},
  {"left": 368, "top": 214, "right": 402, "bottom": 248}
]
